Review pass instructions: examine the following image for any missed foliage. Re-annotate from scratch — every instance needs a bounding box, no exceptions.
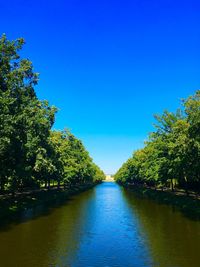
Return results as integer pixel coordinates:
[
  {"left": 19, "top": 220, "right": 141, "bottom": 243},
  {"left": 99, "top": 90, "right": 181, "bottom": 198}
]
[
  {"left": 0, "top": 35, "right": 105, "bottom": 193},
  {"left": 115, "top": 90, "right": 200, "bottom": 193}
]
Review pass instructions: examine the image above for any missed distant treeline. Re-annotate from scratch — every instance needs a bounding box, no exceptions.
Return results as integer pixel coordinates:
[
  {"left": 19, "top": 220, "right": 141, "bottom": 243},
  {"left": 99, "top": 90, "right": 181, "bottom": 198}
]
[
  {"left": 0, "top": 35, "right": 105, "bottom": 194},
  {"left": 115, "top": 90, "right": 200, "bottom": 193}
]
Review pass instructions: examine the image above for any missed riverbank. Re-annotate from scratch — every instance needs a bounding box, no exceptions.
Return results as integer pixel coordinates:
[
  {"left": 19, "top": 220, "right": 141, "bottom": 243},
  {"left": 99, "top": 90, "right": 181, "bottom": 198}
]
[
  {"left": 123, "top": 185, "right": 200, "bottom": 219},
  {"left": 0, "top": 182, "right": 100, "bottom": 226}
]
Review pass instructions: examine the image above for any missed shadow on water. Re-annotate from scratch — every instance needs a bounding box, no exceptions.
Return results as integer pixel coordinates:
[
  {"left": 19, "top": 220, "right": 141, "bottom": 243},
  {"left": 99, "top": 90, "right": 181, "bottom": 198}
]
[
  {"left": 122, "top": 187, "right": 200, "bottom": 267},
  {"left": 0, "top": 186, "right": 98, "bottom": 267},
  {"left": 0, "top": 186, "right": 95, "bottom": 231},
  {"left": 124, "top": 186, "right": 200, "bottom": 221},
  {"left": 0, "top": 196, "right": 73, "bottom": 232}
]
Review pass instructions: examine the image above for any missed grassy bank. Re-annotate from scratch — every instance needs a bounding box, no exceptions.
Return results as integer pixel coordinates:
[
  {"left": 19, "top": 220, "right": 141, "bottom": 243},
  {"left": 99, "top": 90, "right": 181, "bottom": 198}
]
[
  {"left": 124, "top": 185, "right": 200, "bottom": 220},
  {"left": 0, "top": 182, "right": 100, "bottom": 226}
]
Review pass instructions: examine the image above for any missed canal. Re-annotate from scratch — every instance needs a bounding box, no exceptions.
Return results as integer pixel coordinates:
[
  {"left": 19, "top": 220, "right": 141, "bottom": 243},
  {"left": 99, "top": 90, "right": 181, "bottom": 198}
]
[{"left": 0, "top": 182, "right": 200, "bottom": 267}]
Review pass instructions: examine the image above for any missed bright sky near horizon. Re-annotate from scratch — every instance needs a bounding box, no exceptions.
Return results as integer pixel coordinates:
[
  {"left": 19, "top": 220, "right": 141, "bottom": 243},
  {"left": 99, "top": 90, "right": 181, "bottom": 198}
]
[{"left": 0, "top": 0, "right": 200, "bottom": 174}]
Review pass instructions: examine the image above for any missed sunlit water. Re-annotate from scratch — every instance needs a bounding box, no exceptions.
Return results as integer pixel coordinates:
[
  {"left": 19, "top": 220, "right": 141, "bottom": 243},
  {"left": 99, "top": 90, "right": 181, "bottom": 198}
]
[{"left": 0, "top": 182, "right": 200, "bottom": 267}]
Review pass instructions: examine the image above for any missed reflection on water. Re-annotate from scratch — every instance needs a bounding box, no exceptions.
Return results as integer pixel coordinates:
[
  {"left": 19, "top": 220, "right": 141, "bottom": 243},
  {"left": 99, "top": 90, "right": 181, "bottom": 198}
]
[{"left": 0, "top": 183, "right": 200, "bottom": 267}]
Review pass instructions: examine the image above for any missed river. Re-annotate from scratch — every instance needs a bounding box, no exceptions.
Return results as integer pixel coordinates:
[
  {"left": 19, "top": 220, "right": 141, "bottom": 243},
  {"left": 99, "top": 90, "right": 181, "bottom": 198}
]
[{"left": 0, "top": 182, "right": 200, "bottom": 267}]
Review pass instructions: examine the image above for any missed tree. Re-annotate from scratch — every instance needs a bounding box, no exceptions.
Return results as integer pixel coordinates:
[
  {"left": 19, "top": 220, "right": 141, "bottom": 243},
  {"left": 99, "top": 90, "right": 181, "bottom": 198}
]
[
  {"left": 115, "top": 90, "right": 200, "bottom": 194},
  {"left": 0, "top": 34, "right": 56, "bottom": 192},
  {"left": 0, "top": 34, "right": 104, "bottom": 194}
]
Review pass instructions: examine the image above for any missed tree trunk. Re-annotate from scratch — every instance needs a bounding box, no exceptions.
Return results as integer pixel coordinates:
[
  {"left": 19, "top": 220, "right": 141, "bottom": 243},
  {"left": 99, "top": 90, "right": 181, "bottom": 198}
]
[
  {"left": 0, "top": 180, "right": 5, "bottom": 192},
  {"left": 184, "top": 175, "right": 189, "bottom": 196},
  {"left": 171, "top": 179, "right": 174, "bottom": 192},
  {"left": 47, "top": 178, "right": 50, "bottom": 189}
]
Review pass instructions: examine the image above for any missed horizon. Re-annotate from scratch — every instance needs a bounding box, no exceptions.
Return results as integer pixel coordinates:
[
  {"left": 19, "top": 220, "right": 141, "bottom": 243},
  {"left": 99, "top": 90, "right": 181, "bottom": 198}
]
[{"left": 0, "top": 0, "right": 199, "bottom": 173}]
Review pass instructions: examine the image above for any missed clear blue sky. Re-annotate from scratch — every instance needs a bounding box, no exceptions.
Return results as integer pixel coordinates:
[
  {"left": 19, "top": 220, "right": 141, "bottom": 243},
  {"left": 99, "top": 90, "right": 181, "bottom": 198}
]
[{"left": 1, "top": 0, "right": 200, "bottom": 173}]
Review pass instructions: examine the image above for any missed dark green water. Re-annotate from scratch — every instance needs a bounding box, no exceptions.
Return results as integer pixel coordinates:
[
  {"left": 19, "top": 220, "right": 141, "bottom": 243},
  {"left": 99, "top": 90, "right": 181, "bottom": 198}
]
[{"left": 0, "top": 182, "right": 200, "bottom": 267}]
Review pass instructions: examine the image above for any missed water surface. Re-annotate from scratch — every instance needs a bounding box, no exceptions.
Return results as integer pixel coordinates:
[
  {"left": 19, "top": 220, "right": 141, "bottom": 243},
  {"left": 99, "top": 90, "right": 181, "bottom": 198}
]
[{"left": 0, "top": 182, "right": 200, "bottom": 267}]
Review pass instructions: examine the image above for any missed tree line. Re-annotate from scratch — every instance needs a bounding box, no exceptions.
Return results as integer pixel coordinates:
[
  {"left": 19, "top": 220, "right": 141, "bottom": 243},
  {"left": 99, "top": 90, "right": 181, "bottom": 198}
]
[
  {"left": 115, "top": 90, "right": 200, "bottom": 194},
  {"left": 0, "top": 35, "right": 105, "bottom": 194}
]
